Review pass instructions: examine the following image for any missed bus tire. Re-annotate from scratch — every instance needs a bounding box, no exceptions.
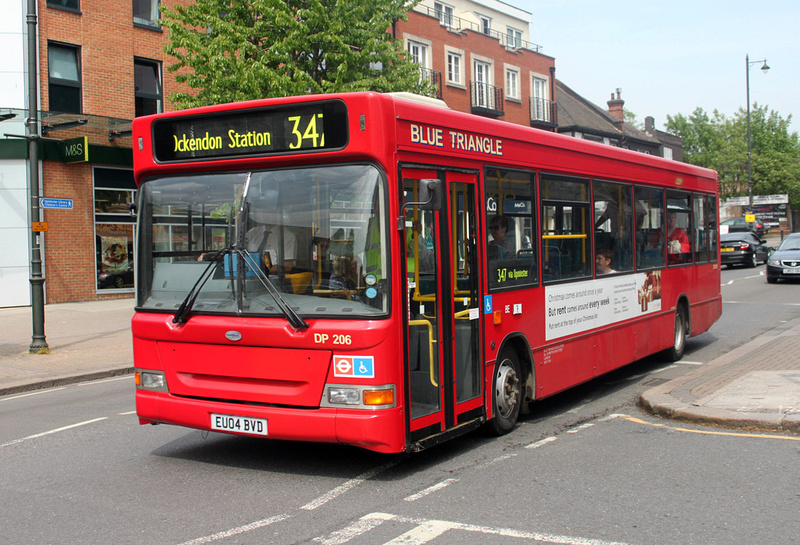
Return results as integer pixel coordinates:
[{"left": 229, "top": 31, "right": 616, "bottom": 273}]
[
  {"left": 488, "top": 350, "right": 522, "bottom": 435},
  {"left": 664, "top": 308, "right": 686, "bottom": 362}
]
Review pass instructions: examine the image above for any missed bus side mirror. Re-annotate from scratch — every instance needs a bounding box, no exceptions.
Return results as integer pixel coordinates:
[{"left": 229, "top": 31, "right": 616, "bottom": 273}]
[
  {"left": 416, "top": 179, "right": 443, "bottom": 211},
  {"left": 402, "top": 179, "right": 442, "bottom": 212}
]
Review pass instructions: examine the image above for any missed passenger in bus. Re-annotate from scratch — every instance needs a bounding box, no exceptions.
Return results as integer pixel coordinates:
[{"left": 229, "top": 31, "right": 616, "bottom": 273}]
[
  {"left": 246, "top": 207, "right": 297, "bottom": 274},
  {"left": 595, "top": 248, "right": 616, "bottom": 275},
  {"left": 665, "top": 212, "right": 690, "bottom": 263},
  {"left": 488, "top": 215, "right": 515, "bottom": 259}
]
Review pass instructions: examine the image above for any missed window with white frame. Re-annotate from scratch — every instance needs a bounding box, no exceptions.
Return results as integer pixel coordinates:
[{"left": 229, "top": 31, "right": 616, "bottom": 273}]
[
  {"left": 506, "top": 68, "right": 519, "bottom": 100},
  {"left": 446, "top": 49, "right": 463, "bottom": 85},
  {"left": 407, "top": 40, "right": 429, "bottom": 69},
  {"left": 507, "top": 27, "right": 522, "bottom": 48},
  {"left": 531, "top": 75, "right": 548, "bottom": 121},
  {"left": 474, "top": 59, "right": 493, "bottom": 108},
  {"left": 479, "top": 15, "right": 491, "bottom": 35},
  {"left": 434, "top": 2, "right": 454, "bottom": 27}
]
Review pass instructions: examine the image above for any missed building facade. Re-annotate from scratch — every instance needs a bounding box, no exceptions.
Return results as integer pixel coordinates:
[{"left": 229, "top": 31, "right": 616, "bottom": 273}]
[
  {"left": 0, "top": 0, "right": 555, "bottom": 308},
  {"left": 0, "top": 0, "right": 190, "bottom": 307},
  {"left": 398, "top": 0, "right": 557, "bottom": 131}
]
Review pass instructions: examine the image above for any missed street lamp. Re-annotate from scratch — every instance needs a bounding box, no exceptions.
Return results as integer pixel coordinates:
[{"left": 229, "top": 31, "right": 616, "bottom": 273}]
[{"left": 746, "top": 54, "right": 770, "bottom": 209}]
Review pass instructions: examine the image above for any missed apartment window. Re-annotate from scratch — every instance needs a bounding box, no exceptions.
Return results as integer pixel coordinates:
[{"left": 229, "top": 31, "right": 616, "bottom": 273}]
[
  {"left": 506, "top": 68, "right": 519, "bottom": 100},
  {"left": 134, "top": 58, "right": 162, "bottom": 116},
  {"left": 507, "top": 27, "right": 522, "bottom": 48},
  {"left": 663, "top": 147, "right": 673, "bottom": 160},
  {"left": 407, "top": 41, "right": 428, "bottom": 68},
  {"left": 133, "top": 0, "right": 159, "bottom": 28},
  {"left": 48, "top": 43, "right": 81, "bottom": 114},
  {"left": 47, "top": 0, "right": 80, "bottom": 12},
  {"left": 447, "top": 51, "right": 462, "bottom": 85},
  {"left": 531, "top": 75, "right": 548, "bottom": 121},
  {"left": 479, "top": 16, "right": 491, "bottom": 35},
  {"left": 434, "top": 2, "right": 454, "bottom": 27}
]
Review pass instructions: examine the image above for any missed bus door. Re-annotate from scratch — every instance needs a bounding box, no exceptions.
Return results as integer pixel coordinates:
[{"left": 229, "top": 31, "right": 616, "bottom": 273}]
[{"left": 402, "top": 169, "right": 483, "bottom": 446}]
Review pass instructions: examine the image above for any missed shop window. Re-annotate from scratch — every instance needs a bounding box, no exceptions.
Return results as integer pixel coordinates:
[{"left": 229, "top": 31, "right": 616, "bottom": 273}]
[
  {"left": 593, "top": 180, "right": 633, "bottom": 275},
  {"left": 48, "top": 42, "right": 81, "bottom": 114},
  {"left": 95, "top": 168, "right": 136, "bottom": 292},
  {"left": 484, "top": 168, "right": 537, "bottom": 290},
  {"left": 134, "top": 58, "right": 162, "bottom": 117},
  {"left": 540, "top": 174, "right": 591, "bottom": 282}
]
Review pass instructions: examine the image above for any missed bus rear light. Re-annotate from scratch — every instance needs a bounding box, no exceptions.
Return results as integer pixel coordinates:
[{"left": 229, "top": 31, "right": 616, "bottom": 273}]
[{"left": 364, "top": 388, "right": 394, "bottom": 406}]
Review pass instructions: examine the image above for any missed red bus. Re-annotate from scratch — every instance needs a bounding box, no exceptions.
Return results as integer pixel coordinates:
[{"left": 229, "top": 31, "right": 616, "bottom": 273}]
[{"left": 132, "top": 92, "right": 721, "bottom": 453}]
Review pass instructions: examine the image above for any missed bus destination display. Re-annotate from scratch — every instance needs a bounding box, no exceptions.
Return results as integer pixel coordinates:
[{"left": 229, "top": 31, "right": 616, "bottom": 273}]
[{"left": 152, "top": 100, "right": 349, "bottom": 162}]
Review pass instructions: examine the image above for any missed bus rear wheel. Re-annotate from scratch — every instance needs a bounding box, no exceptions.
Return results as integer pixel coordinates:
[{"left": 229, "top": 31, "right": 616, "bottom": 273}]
[
  {"left": 664, "top": 308, "right": 687, "bottom": 362},
  {"left": 488, "top": 350, "right": 522, "bottom": 435}
]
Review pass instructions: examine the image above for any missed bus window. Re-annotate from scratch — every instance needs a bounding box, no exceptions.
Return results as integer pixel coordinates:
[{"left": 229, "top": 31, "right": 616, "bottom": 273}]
[
  {"left": 484, "top": 168, "right": 537, "bottom": 290},
  {"left": 635, "top": 186, "right": 665, "bottom": 270},
  {"left": 666, "top": 190, "right": 693, "bottom": 265},
  {"left": 707, "top": 194, "right": 718, "bottom": 262},
  {"left": 693, "top": 194, "right": 709, "bottom": 263},
  {"left": 540, "top": 174, "right": 591, "bottom": 282},
  {"left": 593, "top": 180, "right": 633, "bottom": 274}
]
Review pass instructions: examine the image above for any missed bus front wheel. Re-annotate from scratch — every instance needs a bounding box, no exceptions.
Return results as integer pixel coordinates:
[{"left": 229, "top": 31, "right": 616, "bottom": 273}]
[{"left": 488, "top": 350, "right": 522, "bottom": 435}]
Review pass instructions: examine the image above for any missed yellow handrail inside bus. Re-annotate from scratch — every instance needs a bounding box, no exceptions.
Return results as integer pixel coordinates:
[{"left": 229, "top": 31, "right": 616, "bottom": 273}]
[
  {"left": 542, "top": 234, "right": 588, "bottom": 239},
  {"left": 409, "top": 319, "right": 438, "bottom": 388}
]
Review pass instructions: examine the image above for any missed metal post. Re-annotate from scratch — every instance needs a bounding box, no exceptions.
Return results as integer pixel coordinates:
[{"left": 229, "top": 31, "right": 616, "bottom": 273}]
[
  {"left": 746, "top": 54, "right": 752, "bottom": 210},
  {"left": 27, "top": 0, "right": 48, "bottom": 353}
]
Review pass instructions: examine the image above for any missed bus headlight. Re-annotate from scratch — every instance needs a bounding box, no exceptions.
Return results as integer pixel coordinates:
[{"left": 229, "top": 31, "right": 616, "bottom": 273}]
[
  {"left": 321, "top": 384, "right": 396, "bottom": 409},
  {"left": 328, "top": 388, "right": 360, "bottom": 405},
  {"left": 135, "top": 369, "right": 168, "bottom": 391}
]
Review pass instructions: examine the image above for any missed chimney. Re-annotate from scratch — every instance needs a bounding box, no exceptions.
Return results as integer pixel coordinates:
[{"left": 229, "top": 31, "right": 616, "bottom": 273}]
[
  {"left": 645, "top": 116, "right": 655, "bottom": 134},
  {"left": 607, "top": 88, "right": 624, "bottom": 129}
]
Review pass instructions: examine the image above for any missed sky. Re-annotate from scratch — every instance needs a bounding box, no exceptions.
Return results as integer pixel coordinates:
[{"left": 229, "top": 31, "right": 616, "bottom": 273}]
[{"left": 513, "top": 0, "right": 800, "bottom": 134}]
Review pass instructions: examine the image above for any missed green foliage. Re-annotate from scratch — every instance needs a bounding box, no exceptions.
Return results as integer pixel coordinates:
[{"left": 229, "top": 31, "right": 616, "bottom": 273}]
[
  {"left": 160, "top": 0, "right": 435, "bottom": 108},
  {"left": 666, "top": 105, "right": 800, "bottom": 208}
]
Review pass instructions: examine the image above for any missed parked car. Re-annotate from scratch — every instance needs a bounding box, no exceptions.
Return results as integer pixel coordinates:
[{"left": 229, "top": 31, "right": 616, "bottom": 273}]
[
  {"left": 721, "top": 217, "right": 767, "bottom": 238},
  {"left": 766, "top": 233, "right": 800, "bottom": 283},
  {"left": 720, "top": 232, "right": 771, "bottom": 268}
]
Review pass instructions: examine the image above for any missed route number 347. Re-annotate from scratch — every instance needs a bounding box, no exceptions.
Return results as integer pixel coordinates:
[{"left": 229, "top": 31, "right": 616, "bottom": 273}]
[
  {"left": 314, "top": 333, "right": 352, "bottom": 345},
  {"left": 288, "top": 114, "right": 325, "bottom": 149}
]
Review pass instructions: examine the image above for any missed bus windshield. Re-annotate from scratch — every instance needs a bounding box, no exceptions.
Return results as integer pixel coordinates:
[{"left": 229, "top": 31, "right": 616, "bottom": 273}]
[{"left": 136, "top": 164, "right": 388, "bottom": 318}]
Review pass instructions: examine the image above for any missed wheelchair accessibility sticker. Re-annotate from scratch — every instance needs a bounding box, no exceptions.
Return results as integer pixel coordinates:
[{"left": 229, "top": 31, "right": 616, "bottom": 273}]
[{"left": 333, "top": 355, "right": 375, "bottom": 378}]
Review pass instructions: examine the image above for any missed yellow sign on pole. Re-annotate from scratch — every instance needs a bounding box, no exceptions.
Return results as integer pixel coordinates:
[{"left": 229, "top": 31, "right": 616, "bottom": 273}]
[
  {"left": 745, "top": 213, "right": 756, "bottom": 223},
  {"left": 32, "top": 222, "right": 48, "bottom": 232}
]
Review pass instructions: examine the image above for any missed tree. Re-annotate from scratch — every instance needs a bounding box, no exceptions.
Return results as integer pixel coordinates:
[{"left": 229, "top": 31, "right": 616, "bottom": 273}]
[
  {"left": 666, "top": 106, "right": 800, "bottom": 208},
  {"left": 161, "top": 0, "right": 435, "bottom": 108}
]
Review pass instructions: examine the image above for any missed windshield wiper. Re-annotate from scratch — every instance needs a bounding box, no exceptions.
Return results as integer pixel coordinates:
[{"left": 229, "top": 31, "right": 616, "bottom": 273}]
[
  {"left": 173, "top": 249, "right": 229, "bottom": 325},
  {"left": 235, "top": 249, "right": 309, "bottom": 331}
]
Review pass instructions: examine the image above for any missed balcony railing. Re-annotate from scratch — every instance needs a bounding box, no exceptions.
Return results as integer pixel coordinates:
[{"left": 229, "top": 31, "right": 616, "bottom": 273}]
[
  {"left": 470, "top": 82, "right": 504, "bottom": 117},
  {"left": 529, "top": 97, "right": 558, "bottom": 130},
  {"left": 418, "top": 67, "right": 443, "bottom": 99},
  {"left": 415, "top": 5, "right": 543, "bottom": 53}
]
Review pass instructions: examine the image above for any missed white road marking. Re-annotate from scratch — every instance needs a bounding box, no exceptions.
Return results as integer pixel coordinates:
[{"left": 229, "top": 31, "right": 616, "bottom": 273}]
[
  {"left": 403, "top": 479, "right": 458, "bottom": 502},
  {"left": 0, "top": 388, "right": 65, "bottom": 401},
  {"left": 77, "top": 375, "right": 132, "bottom": 386},
  {"left": 178, "top": 514, "right": 290, "bottom": 545},
  {"left": 566, "top": 423, "right": 594, "bottom": 434},
  {"left": 1, "top": 417, "right": 108, "bottom": 448},
  {"left": 316, "top": 512, "right": 630, "bottom": 545},
  {"left": 300, "top": 461, "right": 398, "bottom": 511},
  {"left": 525, "top": 436, "right": 557, "bottom": 449}
]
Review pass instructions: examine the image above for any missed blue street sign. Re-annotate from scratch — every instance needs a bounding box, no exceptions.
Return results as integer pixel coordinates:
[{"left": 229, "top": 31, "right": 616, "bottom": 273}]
[{"left": 40, "top": 198, "right": 74, "bottom": 210}]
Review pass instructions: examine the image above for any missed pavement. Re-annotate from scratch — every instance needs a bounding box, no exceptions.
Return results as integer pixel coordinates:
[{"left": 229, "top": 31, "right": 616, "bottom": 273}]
[{"left": 1, "top": 297, "right": 799, "bottom": 435}]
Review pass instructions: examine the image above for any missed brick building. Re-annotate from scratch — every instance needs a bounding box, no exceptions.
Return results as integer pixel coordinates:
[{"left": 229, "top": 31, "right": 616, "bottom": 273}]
[{"left": 0, "top": 0, "right": 555, "bottom": 307}]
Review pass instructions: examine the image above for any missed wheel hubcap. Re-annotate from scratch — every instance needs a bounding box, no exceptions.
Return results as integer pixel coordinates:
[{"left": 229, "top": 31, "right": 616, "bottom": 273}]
[{"left": 495, "top": 360, "right": 519, "bottom": 418}]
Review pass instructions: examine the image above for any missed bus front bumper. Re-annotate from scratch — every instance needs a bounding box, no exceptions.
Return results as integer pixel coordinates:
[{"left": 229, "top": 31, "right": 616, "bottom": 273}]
[{"left": 135, "top": 390, "right": 406, "bottom": 454}]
